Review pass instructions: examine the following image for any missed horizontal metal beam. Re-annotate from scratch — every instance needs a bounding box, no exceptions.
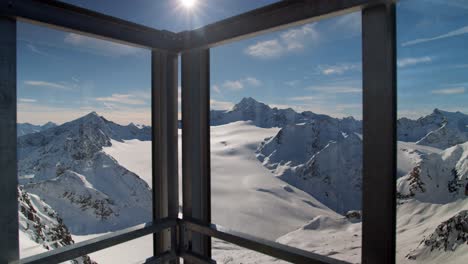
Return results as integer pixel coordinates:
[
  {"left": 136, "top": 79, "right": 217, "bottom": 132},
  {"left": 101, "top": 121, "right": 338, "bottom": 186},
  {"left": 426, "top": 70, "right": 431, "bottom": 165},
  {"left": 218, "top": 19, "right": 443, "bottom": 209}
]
[
  {"left": 0, "top": 0, "right": 179, "bottom": 51},
  {"left": 183, "top": 220, "right": 351, "bottom": 264},
  {"left": 19, "top": 219, "right": 177, "bottom": 264},
  {"left": 178, "top": 0, "right": 384, "bottom": 51}
]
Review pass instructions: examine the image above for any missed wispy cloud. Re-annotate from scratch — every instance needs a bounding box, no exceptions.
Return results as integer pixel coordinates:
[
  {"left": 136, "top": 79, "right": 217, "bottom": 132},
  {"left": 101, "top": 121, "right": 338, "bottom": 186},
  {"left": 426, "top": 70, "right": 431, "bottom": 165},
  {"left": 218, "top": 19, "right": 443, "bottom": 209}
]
[
  {"left": 64, "top": 33, "right": 142, "bottom": 57},
  {"left": 18, "top": 98, "right": 37, "bottom": 103},
  {"left": 317, "top": 62, "right": 361, "bottom": 75},
  {"left": 26, "top": 43, "right": 51, "bottom": 57},
  {"left": 431, "top": 87, "right": 465, "bottom": 95},
  {"left": 210, "top": 99, "right": 234, "bottom": 110},
  {"left": 220, "top": 77, "right": 262, "bottom": 91},
  {"left": 24, "top": 80, "right": 72, "bottom": 91},
  {"left": 288, "top": 96, "right": 322, "bottom": 101},
  {"left": 245, "top": 24, "right": 318, "bottom": 59},
  {"left": 306, "top": 85, "right": 361, "bottom": 94},
  {"left": 222, "top": 80, "right": 244, "bottom": 90},
  {"left": 397, "top": 56, "right": 432, "bottom": 67},
  {"left": 284, "top": 80, "right": 301, "bottom": 87},
  {"left": 95, "top": 93, "right": 148, "bottom": 105},
  {"left": 212, "top": 85, "right": 221, "bottom": 94},
  {"left": 402, "top": 25, "right": 468, "bottom": 46}
]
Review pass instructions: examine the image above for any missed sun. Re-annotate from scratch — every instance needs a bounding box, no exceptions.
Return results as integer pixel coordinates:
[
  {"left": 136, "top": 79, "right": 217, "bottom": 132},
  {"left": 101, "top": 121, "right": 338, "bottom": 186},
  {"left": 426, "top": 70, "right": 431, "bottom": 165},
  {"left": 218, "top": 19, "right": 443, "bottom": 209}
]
[{"left": 180, "top": 0, "right": 197, "bottom": 9}]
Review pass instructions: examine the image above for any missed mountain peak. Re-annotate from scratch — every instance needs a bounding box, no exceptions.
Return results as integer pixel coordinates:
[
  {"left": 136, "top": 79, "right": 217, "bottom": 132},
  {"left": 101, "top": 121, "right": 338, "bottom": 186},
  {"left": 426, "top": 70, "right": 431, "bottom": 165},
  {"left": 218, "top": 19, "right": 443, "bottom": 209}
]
[{"left": 233, "top": 97, "right": 268, "bottom": 111}]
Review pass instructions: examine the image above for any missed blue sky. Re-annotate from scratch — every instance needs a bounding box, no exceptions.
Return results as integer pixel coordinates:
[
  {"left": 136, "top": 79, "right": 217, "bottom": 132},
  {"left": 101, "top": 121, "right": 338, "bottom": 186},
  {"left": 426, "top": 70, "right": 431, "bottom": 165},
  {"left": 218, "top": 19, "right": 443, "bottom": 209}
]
[{"left": 17, "top": 0, "right": 468, "bottom": 125}]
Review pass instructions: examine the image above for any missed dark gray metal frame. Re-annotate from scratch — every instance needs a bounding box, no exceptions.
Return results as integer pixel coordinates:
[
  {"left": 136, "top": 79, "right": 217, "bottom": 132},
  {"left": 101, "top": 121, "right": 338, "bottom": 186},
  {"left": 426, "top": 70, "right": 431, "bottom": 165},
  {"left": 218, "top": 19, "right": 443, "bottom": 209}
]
[{"left": 0, "top": 0, "right": 396, "bottom": 263}]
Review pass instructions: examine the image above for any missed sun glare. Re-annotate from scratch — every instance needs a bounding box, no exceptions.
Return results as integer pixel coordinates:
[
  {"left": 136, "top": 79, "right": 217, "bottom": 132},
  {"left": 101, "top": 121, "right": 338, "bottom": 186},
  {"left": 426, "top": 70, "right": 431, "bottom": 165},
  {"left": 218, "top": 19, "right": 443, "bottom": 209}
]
[{"left": 180, "top": 0, "right": 196, "bottom": 8}]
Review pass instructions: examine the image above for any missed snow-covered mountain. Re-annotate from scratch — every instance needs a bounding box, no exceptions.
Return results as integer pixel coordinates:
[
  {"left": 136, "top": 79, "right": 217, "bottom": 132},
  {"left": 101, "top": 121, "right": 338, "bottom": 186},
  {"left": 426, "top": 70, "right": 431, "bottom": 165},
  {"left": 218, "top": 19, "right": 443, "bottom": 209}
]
[
  {"left": 398, "top": 109, "right": 468, "bottom": 149},
  {"left": 211, "top": 97, "right": 362, "bottom": 130},
  {"left": 397, "top": 141, "right": 468, "bottom": 203},
  {"left": 256, "top": 122, "right": 362, "bottom": 214},
  {"left": 17, "top": 122, "right": 57, "bottom": 137},
  {"left": 17, "top": 112, "right": 152, "bottom": 235}
]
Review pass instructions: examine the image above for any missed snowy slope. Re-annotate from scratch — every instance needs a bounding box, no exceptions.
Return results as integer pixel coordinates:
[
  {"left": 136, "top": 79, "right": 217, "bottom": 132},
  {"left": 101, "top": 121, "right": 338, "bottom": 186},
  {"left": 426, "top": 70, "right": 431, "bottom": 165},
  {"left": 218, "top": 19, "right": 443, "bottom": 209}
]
[
  {"left": 210, "top": 121, "right": 340, "bottom": 239},
  {"left": 104, "top": 121, "right": 339, "bottom": 240},
  {"left": 256, "top": 121, "right": 362, "bottom": 214}
]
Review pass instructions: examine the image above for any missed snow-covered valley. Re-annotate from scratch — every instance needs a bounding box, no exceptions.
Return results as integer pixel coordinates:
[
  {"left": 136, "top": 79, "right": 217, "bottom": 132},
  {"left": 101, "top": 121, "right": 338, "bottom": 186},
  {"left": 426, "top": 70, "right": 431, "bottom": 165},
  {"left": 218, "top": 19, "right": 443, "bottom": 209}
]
[{"left": 17, "top": 98, "right": 468, "bottom": 263}]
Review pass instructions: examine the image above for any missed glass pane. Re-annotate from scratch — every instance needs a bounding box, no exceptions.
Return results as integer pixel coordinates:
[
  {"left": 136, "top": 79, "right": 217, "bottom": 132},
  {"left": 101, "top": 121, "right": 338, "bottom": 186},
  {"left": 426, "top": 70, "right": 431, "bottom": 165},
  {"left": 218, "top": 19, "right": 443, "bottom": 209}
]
[
  {"left": 396, "top": 1, "right": 468, "bottom": 263},
  {"left": 210, "top": 12, "right": 363, "bottom": 263},
  {"left": 17, "top": 22, "right": 153, "bottom": 260}
]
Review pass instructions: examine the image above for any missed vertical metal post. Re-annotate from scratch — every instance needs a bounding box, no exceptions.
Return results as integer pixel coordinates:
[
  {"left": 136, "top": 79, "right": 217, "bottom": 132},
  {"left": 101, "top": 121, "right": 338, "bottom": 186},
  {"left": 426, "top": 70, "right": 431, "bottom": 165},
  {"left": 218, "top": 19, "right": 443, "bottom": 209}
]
[
  {"left": 181, "top": 49, "right": 211, "bottom": 261},
  {"left": 152, "top": 50, "right": 179, "bottom": 263},
  {"left": 362, "top": 2, "right": 396, "bottom": 264},
  {"left": 0, "top": 16, "right": 19, "bottom": 263}
]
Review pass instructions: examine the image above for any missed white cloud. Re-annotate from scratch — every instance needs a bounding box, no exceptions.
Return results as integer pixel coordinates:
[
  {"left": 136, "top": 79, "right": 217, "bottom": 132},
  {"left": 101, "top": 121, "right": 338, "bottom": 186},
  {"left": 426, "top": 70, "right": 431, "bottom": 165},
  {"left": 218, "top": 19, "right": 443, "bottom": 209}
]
[
  {"left": 285, "top": 80, "right": 301, "bottom": 86},
  {"left": 222, "top": 80, "right": 244, "bottom": 90},
  {"left": 245, "top": 24, "right": 318, "bottom": 59},
  {"left": 18, "top": 98, "right": 37, "bottom": 103},
  {"left": 431, "top": 87, "right": 465, "bottom": 95},
  {"left": 397, "top": 56, "right": 432, "bottom": 67},
  {"left": 280, "top": 24, "right": 319, "bottom": 51},
  {"left": 210, "top": 100, "right": 234, "bottom": 110},
  {"left": 24, "top": 80, "right": 72, "bottom": 91},
  {"left": 402, "top": 25, "right": 468, "bottom": 46},
  {"left": 64, "top": 33, "right": 142, "bottom": 57},
  {"left": 95, "top": 93, "right": 148, "bottom": 105},
  {"left": 317, "top": 63, "right": 361, "bottom": 75},
  {"left": 244, "top": 39, "right": 284, "bottom": 59},
  {"left": 306, "top": 85, "right": 361, "bottom": 94},
  {"left": 243, "top": 77, "right": 262, "bottom": 87},
  {"left": 221, "top": 77, "right": 262, "bottom": 91}
]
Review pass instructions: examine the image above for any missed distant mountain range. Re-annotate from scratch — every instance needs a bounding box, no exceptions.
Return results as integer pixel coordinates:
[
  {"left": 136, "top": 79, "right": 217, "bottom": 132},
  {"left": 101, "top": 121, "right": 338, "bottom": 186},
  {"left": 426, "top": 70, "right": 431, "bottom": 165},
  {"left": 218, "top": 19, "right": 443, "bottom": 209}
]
[
  {"left": 16, "top": 97, "right": 468, "bottom": 262},
  {"left": 17, "top": 122, "right": 57, "bottom": 137}
]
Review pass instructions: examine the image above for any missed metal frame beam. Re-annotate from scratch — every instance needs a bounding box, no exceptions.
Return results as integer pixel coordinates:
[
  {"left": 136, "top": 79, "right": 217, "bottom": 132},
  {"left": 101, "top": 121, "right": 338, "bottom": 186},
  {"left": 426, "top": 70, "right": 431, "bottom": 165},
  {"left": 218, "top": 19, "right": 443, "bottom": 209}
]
[
  {"left": 0, "top": 15, "right": 19, "bottom": 264},
  {"left": 177, "top": 0, "right": 381, "bottom": 51},
  {"left": 361, "top": 2, "right": 397, "bottom": 264},
  {"left": 20, "top": 220, "right": 176, "bottom": 264},
  {"left": 0, "top": 0, "right": 179, "bottom": 51},
  {"left": 181, "top": 49, "right": 211, "bottom": 262},
  {"left": 152, "top": 49, "right": 180, "bottom": 262},
  {"left": 1, "top": 0, "right": 401, "bottom": 263},
  {"left": 183, "top": 220, "right": 350, "bottom": 264}
]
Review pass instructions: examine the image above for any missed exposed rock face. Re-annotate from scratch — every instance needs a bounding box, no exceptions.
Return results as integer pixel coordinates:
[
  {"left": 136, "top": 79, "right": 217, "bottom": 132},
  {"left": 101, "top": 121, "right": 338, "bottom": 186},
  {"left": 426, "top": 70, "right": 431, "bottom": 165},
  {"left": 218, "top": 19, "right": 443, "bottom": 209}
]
[
  {"left": 18, "top": 187, "right": 96, "bottom": 264},
  {"left": 407, "top": 210, "right": 468, "bottom": 260},
  {"left": 397, "top": 142, "right": 468, "bottom": 204}
]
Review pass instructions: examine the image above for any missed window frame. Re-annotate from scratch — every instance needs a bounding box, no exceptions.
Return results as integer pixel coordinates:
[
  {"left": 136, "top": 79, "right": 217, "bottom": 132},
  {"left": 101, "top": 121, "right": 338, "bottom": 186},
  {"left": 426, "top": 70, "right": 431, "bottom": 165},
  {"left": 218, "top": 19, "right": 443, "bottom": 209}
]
[{"left": 0, "top": 1, "right": 396, "bottom": 263}]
